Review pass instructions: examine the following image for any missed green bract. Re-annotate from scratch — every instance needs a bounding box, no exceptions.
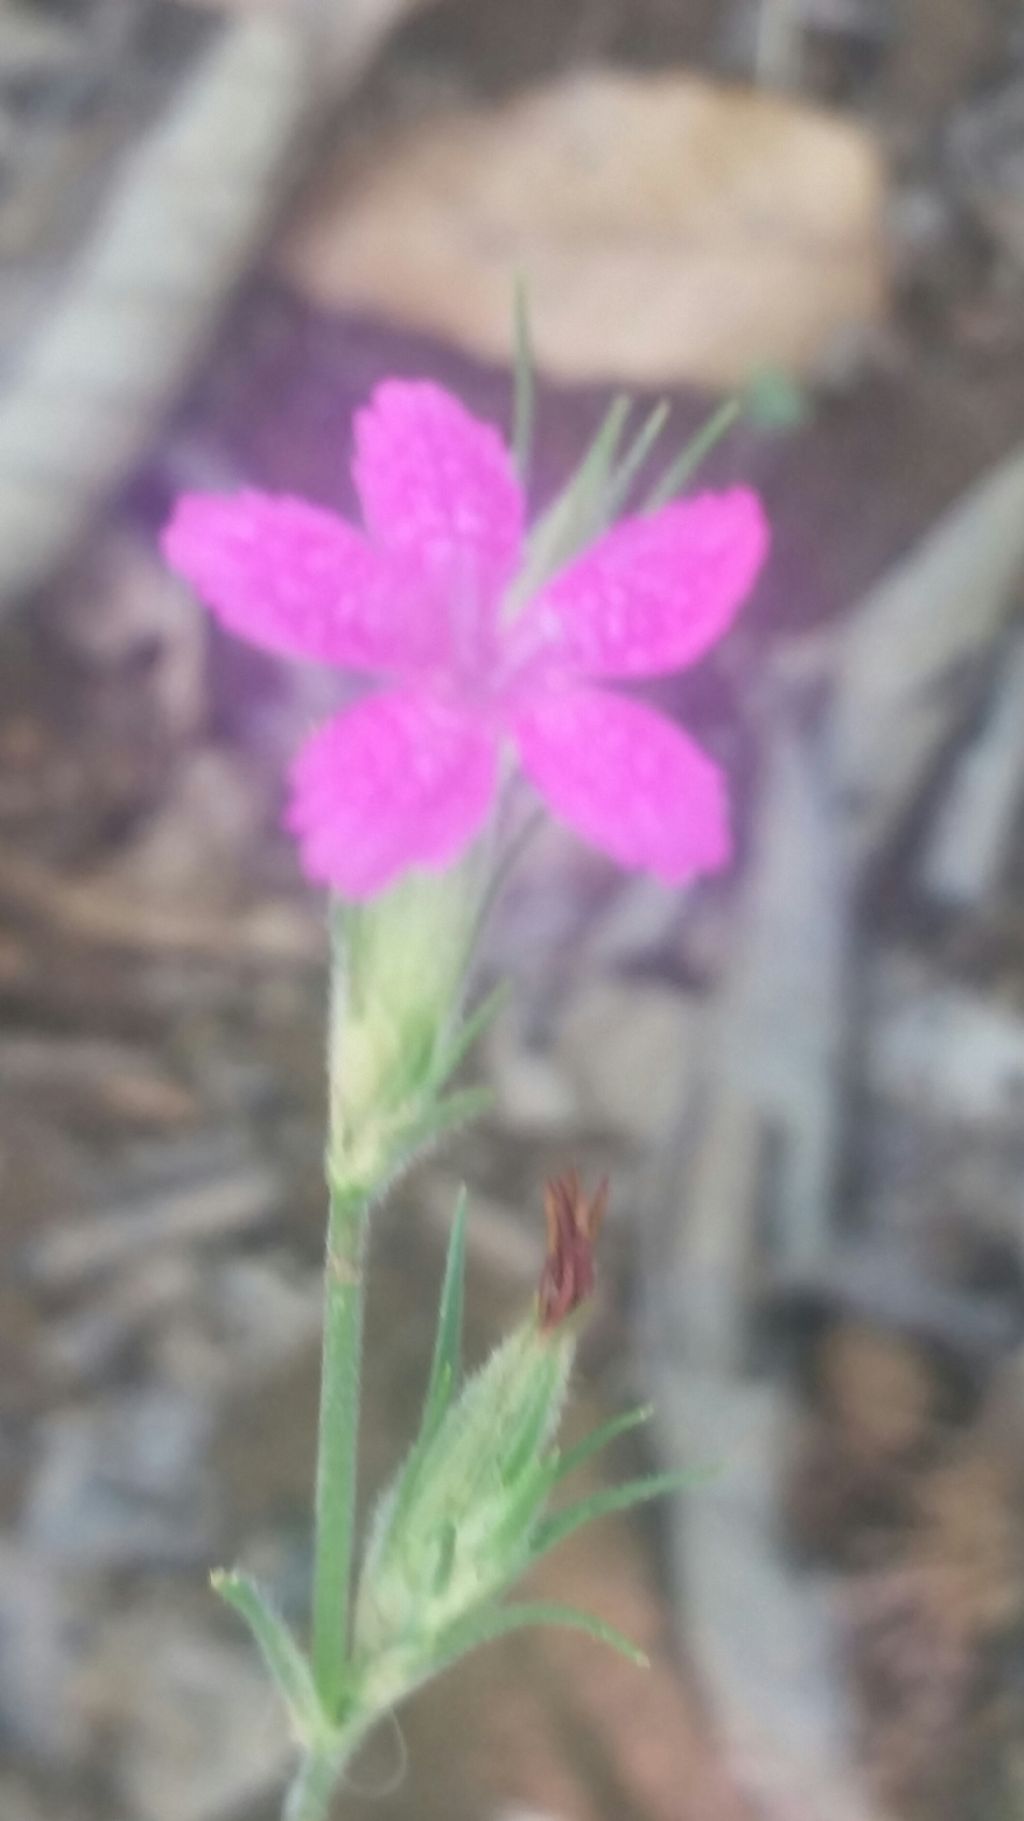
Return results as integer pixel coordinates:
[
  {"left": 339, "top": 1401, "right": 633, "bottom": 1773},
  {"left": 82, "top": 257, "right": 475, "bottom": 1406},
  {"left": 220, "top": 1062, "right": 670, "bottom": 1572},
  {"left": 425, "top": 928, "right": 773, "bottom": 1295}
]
[
  {"left": 327, "top": 854, "right": 495, "bottom": 1191},
  {"left": 354, "top": 1320, "right": 574, "bottom": 1667}
]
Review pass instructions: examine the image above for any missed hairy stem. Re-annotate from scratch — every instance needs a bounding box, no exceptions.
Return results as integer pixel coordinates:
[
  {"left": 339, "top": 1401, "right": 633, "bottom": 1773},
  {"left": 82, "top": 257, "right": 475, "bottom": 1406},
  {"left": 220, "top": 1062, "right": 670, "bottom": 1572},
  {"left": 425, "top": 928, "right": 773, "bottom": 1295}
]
[
  {"left": 283, "top": 1727, "right": 365, "bottom": 1821},
  {"left": 284, "top": 1749, "right": 338, "bottom": 1821},
  {"left": 311, "top": 1178, "right": 370, "bottom": 1717}
]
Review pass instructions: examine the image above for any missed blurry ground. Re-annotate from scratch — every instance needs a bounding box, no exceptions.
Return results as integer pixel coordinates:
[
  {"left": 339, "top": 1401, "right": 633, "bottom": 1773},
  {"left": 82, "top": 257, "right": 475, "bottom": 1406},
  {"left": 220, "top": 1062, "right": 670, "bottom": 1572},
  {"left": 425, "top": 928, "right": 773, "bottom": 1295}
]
[{"left": 2, "top": 1, "right": 1024, "bottom": 1819}]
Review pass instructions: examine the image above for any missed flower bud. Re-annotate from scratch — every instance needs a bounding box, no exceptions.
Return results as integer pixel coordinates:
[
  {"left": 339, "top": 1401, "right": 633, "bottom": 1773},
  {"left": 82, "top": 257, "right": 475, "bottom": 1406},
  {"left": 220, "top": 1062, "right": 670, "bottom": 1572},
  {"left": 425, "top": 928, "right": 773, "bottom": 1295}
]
[
  {"left": 537, "top": 1171, "right": 607, "bottom": 1330},
  {"left": 355, "top": 1322, "right": 573, "bottom": 1662},
  {"left": 352, "top": 1174, "right": 607, "bottom": 1704},
  {"left": 327, "top": 855, "right": 483, "bottom": 1187}
]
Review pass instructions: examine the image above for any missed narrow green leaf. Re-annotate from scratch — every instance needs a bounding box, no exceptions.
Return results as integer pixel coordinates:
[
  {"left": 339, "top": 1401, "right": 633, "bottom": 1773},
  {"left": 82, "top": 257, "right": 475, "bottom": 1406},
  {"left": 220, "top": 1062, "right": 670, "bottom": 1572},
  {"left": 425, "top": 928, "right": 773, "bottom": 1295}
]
[
  {"left": 362, "top": 1183, "right": 474, "bottom": 1557},
  {"left": 428, "top": 1084, "right": 495, "bottom": 1135},
  {"left": 530, "top": 1469, "right": 699, "bottom": 1562},
  {"left": 397, "top": 1086, "right": 494, "bottom": 1170},
  {"left": 434, "top": 1598, "right": 649, "bottom": 1674},
  {"left": 605, "top": 402, "right": 669, "bottom": 520},
  {"left": 212, "top": 1571, "right": 322, "bottom": 1731},
  {"left": 421, "top": 1187, "right": 468, "bottom": 1439},
  {"left": 545, "top": 1404, "right": 655, "bottom": 1489},
  {"left": 518, "top": 395, "right": 631, "bottom": 595},
  {"left": 644, "top": 396, "right": 741, "bottom": 510},
  {"left": 435, "top": 980, "right": 511, "bottom": 1086},
  {"left": 512, "top": 276, "right": 535, "bottom": 487},
  {"left": 562, "top": 393, "right": 632, "bottom": 541}
]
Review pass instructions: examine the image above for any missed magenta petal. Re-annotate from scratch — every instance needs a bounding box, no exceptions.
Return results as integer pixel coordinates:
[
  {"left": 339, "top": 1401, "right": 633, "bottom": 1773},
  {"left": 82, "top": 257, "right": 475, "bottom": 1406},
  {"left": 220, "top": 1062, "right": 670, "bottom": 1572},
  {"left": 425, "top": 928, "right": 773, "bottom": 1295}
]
[
  {"left": 353, "top": 382, "right": 524, "bottom": 614},
  {"left": 162, "top": 490, "right": 444, "bottom": 672},
  {"left": 512, "top": 489, "right": 768, "bottom": 680},
  {"left": 286, "top": 689, "right": 499, "bottom": 897},
  {"left": 511, "top": 685, "right": 731, "bottom": 883}
]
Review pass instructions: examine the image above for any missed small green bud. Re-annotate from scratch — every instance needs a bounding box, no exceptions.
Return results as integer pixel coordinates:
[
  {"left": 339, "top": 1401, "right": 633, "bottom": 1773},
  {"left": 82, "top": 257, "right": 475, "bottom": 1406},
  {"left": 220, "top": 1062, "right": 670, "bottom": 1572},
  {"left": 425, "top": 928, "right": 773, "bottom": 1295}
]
[
  {"left": 327, "top": 855, "right": 484, "bottom": 1186},
  {"left": 355, "top": 1320, "right": 573, "bottom": 1661},
  {"left": 352, "top": 1174, "right": 608, "bottom": 1702}
]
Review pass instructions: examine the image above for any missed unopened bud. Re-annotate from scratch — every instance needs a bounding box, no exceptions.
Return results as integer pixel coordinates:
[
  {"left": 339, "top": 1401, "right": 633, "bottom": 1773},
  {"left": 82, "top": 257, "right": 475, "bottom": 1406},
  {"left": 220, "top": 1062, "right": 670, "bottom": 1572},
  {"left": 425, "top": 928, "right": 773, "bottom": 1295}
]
[
  {"left": 353, "top": 1172, "right": 609, "bottom": 1704},
  {"left": 327, "top": 856, "right": 483, "bottom": 1184},
  {"left": 537, "top": 1171, "right": 608, "bottom": 1330}
]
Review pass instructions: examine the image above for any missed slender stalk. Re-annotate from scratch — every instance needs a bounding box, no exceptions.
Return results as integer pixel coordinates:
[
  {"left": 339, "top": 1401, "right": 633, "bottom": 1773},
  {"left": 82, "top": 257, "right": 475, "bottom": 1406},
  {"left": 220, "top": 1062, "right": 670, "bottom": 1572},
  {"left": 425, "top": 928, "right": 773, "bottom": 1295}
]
[
  {"left": 284, "top": 1748, "right": 341, "bottom": 1821},
  {"left": 283, "top": 1725, "right": 367, "bottom": 1821},
  {"left": 311, "top": 1178, "right": 370, "bottom": 1718}
]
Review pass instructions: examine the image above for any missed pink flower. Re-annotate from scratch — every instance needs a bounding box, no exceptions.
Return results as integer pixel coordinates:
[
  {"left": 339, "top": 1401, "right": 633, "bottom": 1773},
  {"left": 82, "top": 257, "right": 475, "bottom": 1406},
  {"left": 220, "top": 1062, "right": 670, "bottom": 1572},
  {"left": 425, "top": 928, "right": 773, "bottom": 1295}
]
[{"left": 162, "top": 382, "right": 768, "bottom": 898}]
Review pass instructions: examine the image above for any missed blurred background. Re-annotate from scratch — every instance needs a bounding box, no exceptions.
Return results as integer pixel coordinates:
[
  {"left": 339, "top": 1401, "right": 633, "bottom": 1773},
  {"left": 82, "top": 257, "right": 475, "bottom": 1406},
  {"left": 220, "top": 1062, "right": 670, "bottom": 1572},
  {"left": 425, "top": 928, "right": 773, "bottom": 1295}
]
[{"left": 2, "top": 1, "right": 1024, "bottom": 1817}]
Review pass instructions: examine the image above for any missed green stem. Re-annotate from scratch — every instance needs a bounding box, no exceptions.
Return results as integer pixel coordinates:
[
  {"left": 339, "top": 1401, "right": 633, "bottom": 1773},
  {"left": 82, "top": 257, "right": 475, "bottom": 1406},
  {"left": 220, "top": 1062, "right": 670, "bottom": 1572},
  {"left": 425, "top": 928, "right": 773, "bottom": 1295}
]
[
  {"left": 282, "top": 1700, "right": 380, "bottom": 1821},
  {"left": 284, "top": 1749, "right": 339, "bottom": 1821},
  {"left": 311, "top": 1178, "right": 370, "bottom": 1718},
  {"left": 283, "top": 1727, "right": 365, "bottom": 1821}
]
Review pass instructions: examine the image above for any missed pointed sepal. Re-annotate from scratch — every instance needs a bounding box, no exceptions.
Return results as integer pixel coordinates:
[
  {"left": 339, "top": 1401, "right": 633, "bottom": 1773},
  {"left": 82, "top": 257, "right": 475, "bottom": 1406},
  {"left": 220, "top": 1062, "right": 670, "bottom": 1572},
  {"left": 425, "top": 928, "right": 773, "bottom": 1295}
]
[
  {"left": 544, "top": 1403, "right": 655, "bottom": 1490},
  {"left": 432, "top": 980, "right": 510, "bottom": 1087},
  {"left": 529, "top": 1469, "right": 704, "bottom": 1565},
  {"left": 643, "top": 396, "right": 741, "bottom": 510},
  {"left": 519, "top": 395, "right": 631, "bottom": 594},
  {"left": 605, "top": 402, "right": 669, "bottom": 520},
  {"left": 212, "top": 1570, "right": 322, "bottom": 1740},
  {"left": 433, "top": 1598, "right": 649, "bottom": 1674},
  {"left": 421, "top": 1185, "right": 468, "bottom": 1443}
]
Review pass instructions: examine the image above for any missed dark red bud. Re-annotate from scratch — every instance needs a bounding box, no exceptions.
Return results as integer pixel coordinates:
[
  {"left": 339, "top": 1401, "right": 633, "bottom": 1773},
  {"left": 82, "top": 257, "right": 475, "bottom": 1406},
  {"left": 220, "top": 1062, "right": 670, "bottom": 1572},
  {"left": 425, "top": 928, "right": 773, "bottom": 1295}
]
[{"left": 537, "top": 1169, "right": 608, "bottom": 1330}]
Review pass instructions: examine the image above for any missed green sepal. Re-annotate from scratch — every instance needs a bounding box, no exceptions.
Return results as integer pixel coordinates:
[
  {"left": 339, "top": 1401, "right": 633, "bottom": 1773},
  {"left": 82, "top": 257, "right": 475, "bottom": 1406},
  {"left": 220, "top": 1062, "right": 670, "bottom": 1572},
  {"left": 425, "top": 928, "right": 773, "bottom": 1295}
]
[
  {"left": 517, "top": 395, "right": 630, "bottom": 596},
  {"left": 420, "top": 1186, "right": 468, "bottom": 1443},
  {"left": 433, "top": 980, "right": 510, "bottom": 1087},
  {"left": 432, "top": 1597, "right": 649, "bottom": 1676},
  {"left": 432, "top": 1518, "right": 459, "bottom": 1595},
  {"left": 512, "top": 276, "right": 535, "bottom": 486},
  {"left": 604, "top": 402, "right": 669, "bottom": 520},
  {"left": 497, "top": 1335, "right": 574, "bottom": 1490},
  {"left": 390, "top": 1087, "right": 494, "bottom": 1178},
  {"left": 529, "top": 1469, "right": 700, "bottom": 1564},
  {"left": 422, "top": 1084, "right": 495, "bottom": 1141},
  {"left": 643, "top": 396, "right": 741, "bottom": 510},
  {"left": 212, "top": 1570, "right": 323, "bottom": 1738},
  {"left": 544, "top": 1404, "right": 655, "bottom": 1490},
  {"left": 489, "top": 1455, "right": 559, "bottom": 1558}
]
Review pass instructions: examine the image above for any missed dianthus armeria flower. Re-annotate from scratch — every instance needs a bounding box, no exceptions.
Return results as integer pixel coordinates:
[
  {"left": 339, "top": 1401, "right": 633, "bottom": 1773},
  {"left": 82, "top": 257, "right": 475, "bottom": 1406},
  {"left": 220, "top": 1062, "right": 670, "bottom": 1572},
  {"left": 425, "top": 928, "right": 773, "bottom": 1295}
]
[{"left": 162, "top": 382, "right": 768, "bottom": 898}]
